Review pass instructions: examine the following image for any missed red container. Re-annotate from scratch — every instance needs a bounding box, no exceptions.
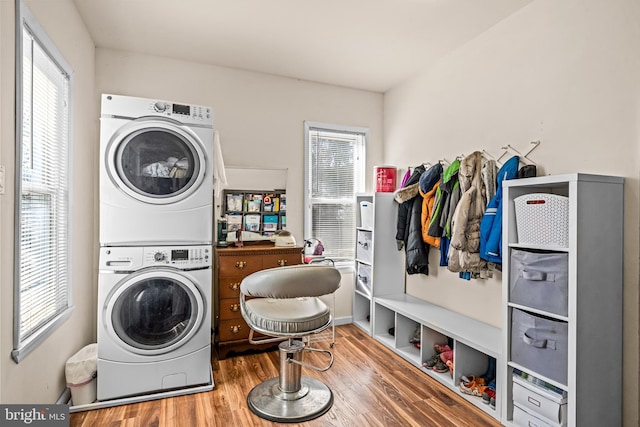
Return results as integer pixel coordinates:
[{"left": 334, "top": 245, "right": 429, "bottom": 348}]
[{"left": 374, "top": 166, "right": 397, "bottom": 192}]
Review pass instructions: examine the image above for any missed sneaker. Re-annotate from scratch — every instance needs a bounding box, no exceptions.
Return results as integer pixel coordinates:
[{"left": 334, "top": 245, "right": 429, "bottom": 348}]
[
  {"left": 490, "top": 397, "right": 496, "bottom": 410},
  {"left": 388, "top": 327, "right": 395, "bottom": 336},
  {"left": 482, "top": 387, "right": 496, "bottom": 405},
  {"left": 423, "top": 353, "right": 439, "bottom": 369},
  {"left": 409, "top": 326, "right": 420, "bottom": 344},
  {"left": 459, "top": 379, "right": 487, "bottom": 397},
  {"left": 433, "top": 359, "right": 449, "bottom": 373}
]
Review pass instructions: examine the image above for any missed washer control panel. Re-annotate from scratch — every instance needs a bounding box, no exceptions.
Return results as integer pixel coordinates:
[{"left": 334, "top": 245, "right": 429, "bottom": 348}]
[
  {"left": 144, "top": 246, "right": 210, "bottom": 268},
  {"left": 100, "top": 245, "right": 211, "bottom": 271}
]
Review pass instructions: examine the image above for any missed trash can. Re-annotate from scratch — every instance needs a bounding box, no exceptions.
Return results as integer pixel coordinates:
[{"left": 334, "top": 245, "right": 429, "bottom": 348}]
[{"left": 65, "top": 343, "right": 97, "bottom": 406}]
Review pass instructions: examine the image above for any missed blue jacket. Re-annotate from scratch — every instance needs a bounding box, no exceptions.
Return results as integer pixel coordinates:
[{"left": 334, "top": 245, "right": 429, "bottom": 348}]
[{"left": 479, "top": 156, "right": 519, "bottom": 263}]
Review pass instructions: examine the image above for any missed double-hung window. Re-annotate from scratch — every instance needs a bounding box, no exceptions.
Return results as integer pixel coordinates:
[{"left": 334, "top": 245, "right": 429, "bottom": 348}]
[
  {"left": 12, "top": 1, "right": 74, "bottom": 363},
  {"left": 304, "top": 122, "right": 367, "bottom": 264}
]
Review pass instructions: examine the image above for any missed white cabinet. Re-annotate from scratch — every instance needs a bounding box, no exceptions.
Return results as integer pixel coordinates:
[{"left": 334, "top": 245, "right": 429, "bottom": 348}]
[
  {"left": 352, "top": 193, "right": 404, "bottom": 335},
  {"left": 501, "top": 174, "right": 624, "bottom": 427}
]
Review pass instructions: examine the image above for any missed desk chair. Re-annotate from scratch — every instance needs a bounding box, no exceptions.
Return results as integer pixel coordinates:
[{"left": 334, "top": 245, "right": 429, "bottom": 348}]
[{"left": 240, "top": 264, "right": 341, "bottom": 422}]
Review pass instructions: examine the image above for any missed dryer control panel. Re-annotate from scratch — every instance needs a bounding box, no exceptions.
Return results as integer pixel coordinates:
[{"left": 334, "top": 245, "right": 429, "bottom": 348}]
[
  {"left": 100, "top": 245, "right": 212, "bottom": 271},
  {"left": 101, "top": 93, "right": 213, "bottom": 127}
]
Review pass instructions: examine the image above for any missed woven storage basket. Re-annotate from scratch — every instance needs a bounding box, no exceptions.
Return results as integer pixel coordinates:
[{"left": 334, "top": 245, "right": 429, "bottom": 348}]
[{"left": 514, "top": 193, "right": 569, "bottom": 247}]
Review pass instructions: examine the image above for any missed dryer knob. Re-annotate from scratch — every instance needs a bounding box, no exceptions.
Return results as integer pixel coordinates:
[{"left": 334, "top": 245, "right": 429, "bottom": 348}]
[
  {"left": 154, "top": 102, "right": 167, "bottom": 112},
  {"left": 154, "top": 252, "right": 166, "bottom": 262}
]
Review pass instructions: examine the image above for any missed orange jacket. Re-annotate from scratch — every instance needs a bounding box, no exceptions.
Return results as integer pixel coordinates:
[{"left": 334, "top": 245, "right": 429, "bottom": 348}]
[{"left": 420, "top": 181, "right": 440, "bottom": 248}]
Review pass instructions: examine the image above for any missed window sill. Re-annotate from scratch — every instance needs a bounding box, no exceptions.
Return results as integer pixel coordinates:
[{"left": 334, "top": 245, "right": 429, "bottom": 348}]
[{"left": 12, "top": 305, "right": 75, "bottom": 364}]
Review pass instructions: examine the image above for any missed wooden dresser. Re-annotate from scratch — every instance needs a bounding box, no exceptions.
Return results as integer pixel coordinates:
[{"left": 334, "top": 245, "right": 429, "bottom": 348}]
[{"left": 213, "top": 244, "right": 303, "bottom": 359}]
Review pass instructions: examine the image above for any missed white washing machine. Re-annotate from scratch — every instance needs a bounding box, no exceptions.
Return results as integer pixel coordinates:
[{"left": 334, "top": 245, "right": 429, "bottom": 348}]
[
  {"left": 97, "top": 245, "right": 212, "bottom": 401},
  {"left": 100, "top": 94, "right": 214, "bottom": 246}
]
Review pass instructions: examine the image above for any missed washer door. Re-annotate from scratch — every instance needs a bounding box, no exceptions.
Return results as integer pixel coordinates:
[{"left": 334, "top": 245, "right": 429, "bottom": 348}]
[
  {"left": 105, "top": 269, "right": 205, "bottom": 355},
  {"left": 105, "top": 117, "right": 207, "bottom": 204}
]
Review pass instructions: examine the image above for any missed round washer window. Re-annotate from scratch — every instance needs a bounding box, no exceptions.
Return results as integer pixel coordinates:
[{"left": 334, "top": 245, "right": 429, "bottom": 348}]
[{"left": 111, "top": 276, "right": 199, "bottom": 350}]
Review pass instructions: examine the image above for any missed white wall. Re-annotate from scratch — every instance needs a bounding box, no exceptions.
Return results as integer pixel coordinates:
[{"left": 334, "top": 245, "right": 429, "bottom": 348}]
[
  {"left": 383, "top": 0, "right": 640, "bottom": 425},
  {"left": 0, "top": 0, "right": 96, "bottom": 403}
]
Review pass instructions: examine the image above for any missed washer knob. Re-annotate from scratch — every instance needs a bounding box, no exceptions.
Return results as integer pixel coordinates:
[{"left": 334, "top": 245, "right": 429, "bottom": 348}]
[
  {"left": 154, "top": 252, "right": 166, "bottom": 262},
  {"left": 154, "top": 102, "right": 167, "bottom": 112}
]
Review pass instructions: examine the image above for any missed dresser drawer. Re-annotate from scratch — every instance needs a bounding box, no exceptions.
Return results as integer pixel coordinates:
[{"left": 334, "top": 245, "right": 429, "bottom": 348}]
[
  {"left": 218, "top": 255, "right": 263, "bottom": 277},
  {"left": 218, "top": 276, "right": 244, "bottom": 299},
  {"left": 219, "top": 297, "right": 242, "bottom": 320},
  {"left": 262, "top": 251, "right": 302, "bottom": 269},
  {"left": 219, "top": 318, "right": 250, "bottom": 341}
]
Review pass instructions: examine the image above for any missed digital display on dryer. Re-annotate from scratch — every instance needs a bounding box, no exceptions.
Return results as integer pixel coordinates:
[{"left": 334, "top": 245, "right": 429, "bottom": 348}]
[
  {"left": 172, "top": 104, "right": 190, "bottom": 115},
  {"left": 171, "top": 249, "right": 189, "bottom": 261}
]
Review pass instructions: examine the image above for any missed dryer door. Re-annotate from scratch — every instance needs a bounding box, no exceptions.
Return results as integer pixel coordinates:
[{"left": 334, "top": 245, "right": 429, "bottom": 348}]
[
  {"left": 105, "top": 117, "right": 207, "bottom": 205},
  {"left": 105, "top": 269, "right": 205, "bottom": 355}
]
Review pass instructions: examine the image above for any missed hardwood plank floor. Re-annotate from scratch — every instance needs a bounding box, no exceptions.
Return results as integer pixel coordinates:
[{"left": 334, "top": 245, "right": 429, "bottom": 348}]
[{"left": 70, "top": 324, "right": 501, "bottom": 427}]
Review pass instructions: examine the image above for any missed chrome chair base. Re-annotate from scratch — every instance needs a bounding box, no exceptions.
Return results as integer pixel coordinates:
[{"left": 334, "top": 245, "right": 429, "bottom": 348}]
[{"left": 247, "top": 376, "right": 333, "bottom": 423}]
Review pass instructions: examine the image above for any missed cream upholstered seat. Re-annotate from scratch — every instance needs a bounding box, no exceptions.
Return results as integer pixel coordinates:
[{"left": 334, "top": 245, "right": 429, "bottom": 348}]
[{"left": 240, "top": 264, "right": 341, "bottom": 423}]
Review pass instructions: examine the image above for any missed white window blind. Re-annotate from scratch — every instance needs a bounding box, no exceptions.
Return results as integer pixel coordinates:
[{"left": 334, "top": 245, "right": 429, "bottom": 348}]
[
  {"left": 304, "top": 122, "right": 366, "bottom": 263},
  {"left": 13, "top": 2, "right": 74, "bottom": 363}
]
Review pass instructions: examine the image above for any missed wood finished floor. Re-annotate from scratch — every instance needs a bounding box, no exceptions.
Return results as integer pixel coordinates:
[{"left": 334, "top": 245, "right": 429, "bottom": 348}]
[{"left": 70, "top": 324, "right": 501, "bottom": 427}]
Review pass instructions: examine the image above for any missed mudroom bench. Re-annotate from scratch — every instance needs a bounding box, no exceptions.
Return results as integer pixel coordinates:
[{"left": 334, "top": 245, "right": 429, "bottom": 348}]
[{"left": 371, "top": 293, "right": 501, "bottom": 419}]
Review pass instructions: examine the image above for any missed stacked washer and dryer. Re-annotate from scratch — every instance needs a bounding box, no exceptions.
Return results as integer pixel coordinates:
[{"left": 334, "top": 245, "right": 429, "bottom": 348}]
[{"left": 97, "top": 94, "right": 214, "bottom": 402}]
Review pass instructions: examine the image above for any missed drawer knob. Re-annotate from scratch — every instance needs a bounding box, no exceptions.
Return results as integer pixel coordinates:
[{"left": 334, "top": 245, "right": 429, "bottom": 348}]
[
  {"left": 229, "top": 303, "right": 240, "bottom": 312},
  {"left": 229, "top": 325, "right": 242, "bottom": 334},
  {"left": 229, "top": 282, "right": 240, "bottom": 291},
  {"left": 277, "top": 259, "right": 288, "bottom": 267},
  {"left": 235, "top": 261, "right": 247, "bottom": 269}
]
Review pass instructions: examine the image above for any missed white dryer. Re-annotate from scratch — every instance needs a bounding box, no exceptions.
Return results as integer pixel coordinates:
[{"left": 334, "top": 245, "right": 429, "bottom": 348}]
[
  {"left": 100, "top": 94, "right": 213, "bottom": 246},
  {"left": 97, "top": 245, "right": 212, "bottom": 401}
]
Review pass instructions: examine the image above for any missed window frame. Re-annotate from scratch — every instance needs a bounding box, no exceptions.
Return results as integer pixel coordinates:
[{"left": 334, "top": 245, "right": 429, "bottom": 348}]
[
  {"left": 303, "top": 121, "right": 367, "bottom": 267},
  {"left": 12, "top": 0, "right": 75, "bottom": 363}
]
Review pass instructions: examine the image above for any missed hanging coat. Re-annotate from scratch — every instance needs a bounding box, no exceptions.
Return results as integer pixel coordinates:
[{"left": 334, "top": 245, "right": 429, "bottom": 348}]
[
  {"left": 480, "top": 156, "right": 519, "bottom": 264},
  {"left": 448, "top": 151, "right": 488, "bottom": 273},
  {"left": 419, "top": 163, "right": 443, "bottom": 248},
  {"left": 429, "top": 159, "right": 460, "bottom": 240},
  {"left": 395, "top": 165, "right": 429, "bottom": 275}
]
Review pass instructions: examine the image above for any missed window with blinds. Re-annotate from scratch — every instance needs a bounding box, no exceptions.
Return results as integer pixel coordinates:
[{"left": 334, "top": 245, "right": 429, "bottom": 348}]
[
  {"left": 304, "top": 122, "right": 367, "bottom": 263},
  {"left": 13, "top": 1, "right": 74, "bottom": 363}
]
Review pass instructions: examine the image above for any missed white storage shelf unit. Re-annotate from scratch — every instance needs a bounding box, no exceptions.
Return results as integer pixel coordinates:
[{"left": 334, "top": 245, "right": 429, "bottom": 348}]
[
  {"left": 501, "top": 173, "right": 624, "bottom": 427},
  {"left": 352, "top": 193, "right": 404, "bottom": 336},
  {"left": 373, "top": 294, "right": 502, "bottom": 419}
]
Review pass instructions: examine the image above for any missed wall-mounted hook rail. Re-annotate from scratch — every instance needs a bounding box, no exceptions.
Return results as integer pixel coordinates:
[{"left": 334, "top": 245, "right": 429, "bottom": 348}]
[
  {"left": 500, "top": 141, "right": 540, "bottom": 166},
  {"left": 482, "top": 149, "right": 503, "bottom": 167}
]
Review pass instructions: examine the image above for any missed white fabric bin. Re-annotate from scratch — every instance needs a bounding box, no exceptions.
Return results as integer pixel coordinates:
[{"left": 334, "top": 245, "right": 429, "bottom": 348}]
[
  {"left": 513, "top": 375, "right": 567, "bottom": 426},
  {"left": 510, "top": 249, "right": 569, "bottom": 316},
  {"left": 360, "top": 202, "right": 374, "bottom": 229},
  {"left": 356, "top": 230, "right": 373, "bottom": 264},
  {"left": 356, "top": 262, "right": 372, "bottom": 296},
  {"left": 513, "top": 403, "right": 557, "bottom": 427},
  {"left": 511, "top": 309, "right": 568, "bottom": 385}
]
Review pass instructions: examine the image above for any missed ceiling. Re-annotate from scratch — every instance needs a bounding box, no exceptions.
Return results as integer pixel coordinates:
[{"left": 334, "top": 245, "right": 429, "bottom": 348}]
[{"left": 72, "top": 0, "right": 533, "bottom": 93}]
